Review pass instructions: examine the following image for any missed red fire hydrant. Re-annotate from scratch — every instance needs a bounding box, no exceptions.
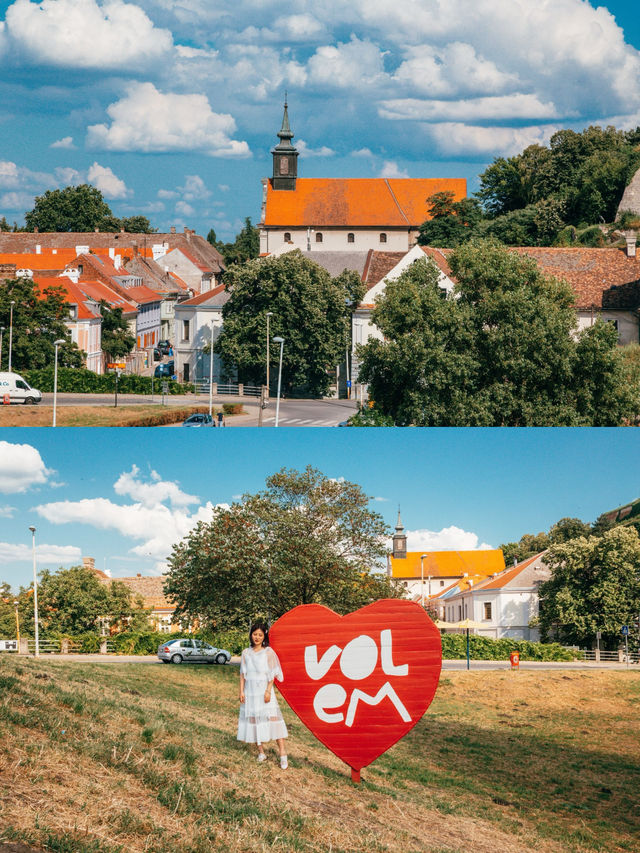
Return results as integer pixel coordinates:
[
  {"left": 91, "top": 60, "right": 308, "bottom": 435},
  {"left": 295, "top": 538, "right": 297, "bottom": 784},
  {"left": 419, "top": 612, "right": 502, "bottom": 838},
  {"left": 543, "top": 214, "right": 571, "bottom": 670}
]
[{"left": 510, "top": 651, "right": 520, "bottom": 669}]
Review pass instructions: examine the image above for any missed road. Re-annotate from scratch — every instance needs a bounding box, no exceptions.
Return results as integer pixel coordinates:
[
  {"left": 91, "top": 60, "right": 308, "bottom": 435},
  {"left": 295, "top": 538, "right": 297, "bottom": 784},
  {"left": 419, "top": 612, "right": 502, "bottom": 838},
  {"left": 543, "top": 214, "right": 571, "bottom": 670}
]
[{"left": 40, "top": 393, "right": 359, "bottom": 427}]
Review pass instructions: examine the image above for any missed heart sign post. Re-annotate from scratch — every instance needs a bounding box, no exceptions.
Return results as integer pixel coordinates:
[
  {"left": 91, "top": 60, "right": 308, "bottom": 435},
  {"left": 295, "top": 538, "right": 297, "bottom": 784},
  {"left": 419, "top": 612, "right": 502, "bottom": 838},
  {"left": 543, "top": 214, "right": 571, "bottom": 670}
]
[{"left": 269, "top": 599, "right": 442, "bottom": 782}]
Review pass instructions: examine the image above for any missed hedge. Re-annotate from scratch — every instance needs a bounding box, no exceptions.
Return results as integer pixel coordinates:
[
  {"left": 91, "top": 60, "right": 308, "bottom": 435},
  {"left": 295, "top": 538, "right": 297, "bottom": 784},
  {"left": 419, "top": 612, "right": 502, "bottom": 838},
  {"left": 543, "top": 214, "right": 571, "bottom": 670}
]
[
  {"left": 440, "top": 633, "right": 574, "bottom": 661},
  {"left": 23, "top": 366, "right": 194, "bottom": 395}
]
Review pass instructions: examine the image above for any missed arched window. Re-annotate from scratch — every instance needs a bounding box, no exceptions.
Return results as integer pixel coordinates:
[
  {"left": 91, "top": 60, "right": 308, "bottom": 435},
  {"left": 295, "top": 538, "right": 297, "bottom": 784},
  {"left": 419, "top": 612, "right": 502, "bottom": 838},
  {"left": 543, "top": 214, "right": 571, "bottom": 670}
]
[
  {"left": 284, "top": 232, "right": 291, "bottom": 242},
  {"left": 379, "top": 233, "right": 387, "bottom": 243},
  {"left": 316, "top": 232, "right": 323, "bottom": 243},
  {"left": 347, "top": 233, "right": 355, "bottom": 243}
]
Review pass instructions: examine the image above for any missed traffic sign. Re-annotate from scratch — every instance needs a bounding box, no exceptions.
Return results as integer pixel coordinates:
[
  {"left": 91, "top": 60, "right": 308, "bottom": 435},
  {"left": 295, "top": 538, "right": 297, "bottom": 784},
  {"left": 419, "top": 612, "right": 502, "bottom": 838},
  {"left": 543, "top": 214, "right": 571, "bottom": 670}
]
[
  {"left": 107, "top": 362, "right": 126, "bottom": 369},
  {"left": 621, "top": 625, "right": 629, "bottom": 636}
]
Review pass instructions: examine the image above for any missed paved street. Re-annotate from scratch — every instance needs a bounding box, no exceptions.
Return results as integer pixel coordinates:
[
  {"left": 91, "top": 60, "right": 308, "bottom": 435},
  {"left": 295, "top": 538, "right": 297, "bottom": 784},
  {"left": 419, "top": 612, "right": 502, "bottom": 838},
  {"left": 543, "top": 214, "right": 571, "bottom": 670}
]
[{"left": 39, "top": 393, "right": 359, "bottom": 427}]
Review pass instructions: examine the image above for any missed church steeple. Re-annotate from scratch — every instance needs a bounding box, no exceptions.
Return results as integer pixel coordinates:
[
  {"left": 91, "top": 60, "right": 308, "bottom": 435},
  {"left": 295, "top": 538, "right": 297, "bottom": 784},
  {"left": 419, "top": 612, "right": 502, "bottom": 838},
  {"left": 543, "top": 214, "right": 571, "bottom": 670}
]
[
  {"left": 392, "top": 508, "right": 407, "bottom": 559},
  {"left": 271, "top": 95, "right": 299, "bottom": 191}
]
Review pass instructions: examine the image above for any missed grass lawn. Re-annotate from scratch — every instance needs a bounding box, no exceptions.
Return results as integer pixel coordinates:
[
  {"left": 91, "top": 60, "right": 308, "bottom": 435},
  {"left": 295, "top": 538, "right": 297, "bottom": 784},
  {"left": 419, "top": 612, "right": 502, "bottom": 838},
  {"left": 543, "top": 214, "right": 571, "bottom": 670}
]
[
  {"left": 0, "top": 656, "right": 638, "bottom": 853},
  {"left": 0, "top": 406, "right": 231, "bottom": 427}
]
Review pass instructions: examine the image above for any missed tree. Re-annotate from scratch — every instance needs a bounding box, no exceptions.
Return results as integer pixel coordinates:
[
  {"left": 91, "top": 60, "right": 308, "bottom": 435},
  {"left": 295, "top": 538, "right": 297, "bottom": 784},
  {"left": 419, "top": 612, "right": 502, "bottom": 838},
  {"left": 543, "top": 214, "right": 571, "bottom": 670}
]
[
  {"left": 548, "top": 518, "right": 592, "bottom": 544},
  {"left": 120, "top": 216, "right": 156, "bottom": 234},
  {"left": 25, "top": 185, "right": 122, "bottom": 232},
  {"left": 99, "top": 301, "right": 136, "bottom": 360},
  {"left": 538, "top": 526, "right": 640, "bottom": 649},
  {"left": 208, "top": 217, "right": 260, "bottom": 266},
  {"left": 0, "top": 277, "right": 84, "bottom": 371},
  {"left": 164, "top": 466, "right": 402, "bottom": 629},
  {"left": 357, "top": 240, "right": 636, "bottom": 426},
  {"left": 216, "top": 251, "right": 365, "bottom": 396},
  {"left": 38, "top": 565, "right": 145, "bottom": 634},
  {"left": 418, "top": 192, "right": 483, "bottom": 247},
  {"left": 500, "top": 532, "right": 551, "bottom": 566}
]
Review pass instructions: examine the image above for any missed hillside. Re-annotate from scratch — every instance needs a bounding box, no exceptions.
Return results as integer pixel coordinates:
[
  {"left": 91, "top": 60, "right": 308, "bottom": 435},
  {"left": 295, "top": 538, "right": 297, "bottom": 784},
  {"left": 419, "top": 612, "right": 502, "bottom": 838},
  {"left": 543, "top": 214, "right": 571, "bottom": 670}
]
[{"left": 0, "top": 656, "right": 638, "bottom": 852}]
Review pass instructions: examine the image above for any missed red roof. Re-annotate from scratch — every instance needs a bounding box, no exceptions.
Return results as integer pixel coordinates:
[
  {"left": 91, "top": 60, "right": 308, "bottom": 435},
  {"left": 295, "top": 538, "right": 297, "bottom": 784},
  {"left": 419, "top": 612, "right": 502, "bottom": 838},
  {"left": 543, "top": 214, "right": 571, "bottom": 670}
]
[
  {"left": 72, "top": 280, "right": 137, "bottom": 314},
  {"left": 263, "top": 178, "right": 467, "bottom": 228},
  {"left": 0, "top": 250, "right": 78, "bottom": 270},
  {"left": 180, "top": 284, "right": 227, "bottom": 306},
  {"left": 33, "top": 276, "right": 99, "bottom": 320},
  {"left": 123, "top": 285, "right": 162, "bottom": 305}
]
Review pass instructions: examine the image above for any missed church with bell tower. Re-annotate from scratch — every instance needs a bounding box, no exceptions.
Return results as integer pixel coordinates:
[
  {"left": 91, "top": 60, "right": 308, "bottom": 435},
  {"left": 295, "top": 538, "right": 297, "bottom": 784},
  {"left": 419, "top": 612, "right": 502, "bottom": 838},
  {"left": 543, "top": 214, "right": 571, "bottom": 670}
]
[{"left": 259, "top": 99, "right": 466, "bottom": 256}]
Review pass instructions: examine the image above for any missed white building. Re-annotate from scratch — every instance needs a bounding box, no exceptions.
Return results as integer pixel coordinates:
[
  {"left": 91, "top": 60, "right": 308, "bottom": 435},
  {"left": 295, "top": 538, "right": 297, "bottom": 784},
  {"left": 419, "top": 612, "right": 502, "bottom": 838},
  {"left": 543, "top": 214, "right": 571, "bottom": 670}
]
[{"left": 173, "top": 286, "right": 232, "bottom": 384}]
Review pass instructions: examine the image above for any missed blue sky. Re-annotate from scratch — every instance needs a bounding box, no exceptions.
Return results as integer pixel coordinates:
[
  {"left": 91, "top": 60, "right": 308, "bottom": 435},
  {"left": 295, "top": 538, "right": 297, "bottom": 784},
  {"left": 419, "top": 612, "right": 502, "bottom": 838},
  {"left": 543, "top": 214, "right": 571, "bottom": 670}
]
[
  {"left": 1, "top": 0, "right": 639, "bottom": 240},
  {"left": 1, "top": 427, "right": 639, "bottom": 591}
]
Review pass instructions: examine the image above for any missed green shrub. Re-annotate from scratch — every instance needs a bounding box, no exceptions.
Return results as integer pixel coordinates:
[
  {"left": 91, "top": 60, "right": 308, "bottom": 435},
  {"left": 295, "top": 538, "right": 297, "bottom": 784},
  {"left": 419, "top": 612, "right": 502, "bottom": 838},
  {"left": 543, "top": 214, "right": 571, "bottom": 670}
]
[
  {"left": 440, "top": 632, "right": 574, "bottom": 661},
  {"left": 22, "top": 367, "right": 194, "bottom": 396},
  {"left": 222, "top": 403, "right": 243, "bottom": 415}
]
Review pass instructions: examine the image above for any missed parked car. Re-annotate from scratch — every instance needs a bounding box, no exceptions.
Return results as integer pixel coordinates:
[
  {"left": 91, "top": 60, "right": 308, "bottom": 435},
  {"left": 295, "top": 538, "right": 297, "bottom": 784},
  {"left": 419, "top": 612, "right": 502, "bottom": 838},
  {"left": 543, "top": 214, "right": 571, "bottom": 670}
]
[
  {"left": 183, "top": 413, "right": 215, "bottom": 427},
  {"left": 157, "top": 639, "right": 231, "bottom": 665},
  {"left": 153, "top": 348, "right": 162, "bottom": 361},
  {"left": 154, "top": 360, "right": 175, "bottom": 378},
  {"left": 157, "top": 340, "right": 172, "bottom": 355},
  {"left": 0, "top": 371, "right": 42, "bottom": 404}
]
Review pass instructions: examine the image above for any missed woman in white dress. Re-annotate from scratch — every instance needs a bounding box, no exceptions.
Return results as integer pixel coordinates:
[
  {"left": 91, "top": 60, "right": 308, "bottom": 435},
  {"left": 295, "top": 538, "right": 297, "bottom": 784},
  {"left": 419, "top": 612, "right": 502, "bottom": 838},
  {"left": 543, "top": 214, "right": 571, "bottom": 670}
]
[{"left": 238, "top": 622, "right": 288, "bottom": 768}]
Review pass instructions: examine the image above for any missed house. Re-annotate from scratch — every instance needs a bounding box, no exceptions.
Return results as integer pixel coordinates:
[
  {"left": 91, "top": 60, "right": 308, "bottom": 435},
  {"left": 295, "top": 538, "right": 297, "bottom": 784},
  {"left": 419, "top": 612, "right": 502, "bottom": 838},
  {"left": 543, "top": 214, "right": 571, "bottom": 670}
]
[
  {"left": 173, "top": 285, "right": 233, "bottom": 384},
  {"left": 122, "top": 254, "right": 191, "bottom": 342},
  {"left": 433, "top": 553, "right": 550, "bottom": 642},
  {"left": 259, "top": 100, "right": 466, "bottom": 254},
  {"left": 32, "top": 275, "right": 104, "bottom": 373},
  {"left": 153, "top": 246, "right": 218, "bottom": 294},
  {"left": 387, "top": 511, "right": 505, "bottom": 602},
  {"left": 86, "top": 557, "right": 180, "bottom": 633}
]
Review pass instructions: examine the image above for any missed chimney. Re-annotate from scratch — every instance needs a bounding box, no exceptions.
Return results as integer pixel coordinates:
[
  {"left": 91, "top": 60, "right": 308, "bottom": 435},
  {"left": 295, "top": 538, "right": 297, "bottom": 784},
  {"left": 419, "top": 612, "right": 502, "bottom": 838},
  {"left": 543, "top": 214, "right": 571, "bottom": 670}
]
[
  {"left": 625, "top": 233, "right": 637, "bottom": 258},
  {"left": 83, "top": 556, "right": 95, "bottom": 570},
  {"left": 35, "top": 244, "right": 41, "bottom": 255},
  {"left": 34, "top": 227, "right": 38, "bottom": 233},
  {"left": 120, "top": 228, "right": 125, "bottom": 233},
  {"left": 137, "top": 573, "right": 141, "bottom": 577},
  {"left": 170, "top": 226, "right": 176, "bottom": 234},
  {"left": 94, "top": 227, "right": 99, "bottom": 233},
  {"left": 108, "top": 247, "right": 115, "bottom": 259}
]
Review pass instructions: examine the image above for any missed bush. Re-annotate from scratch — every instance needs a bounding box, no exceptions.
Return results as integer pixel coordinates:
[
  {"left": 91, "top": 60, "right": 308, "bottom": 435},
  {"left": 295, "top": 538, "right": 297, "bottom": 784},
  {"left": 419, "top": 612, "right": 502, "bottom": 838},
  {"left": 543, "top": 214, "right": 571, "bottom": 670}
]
[
  {"left": 222, "top": 403, "right": 244, "bottom": 415},
  {"left": 22, "top": 366, "right": 194, "bottom": 395},
  {"left": 440, "top": 632, "right": 575, "bottom": 661}
]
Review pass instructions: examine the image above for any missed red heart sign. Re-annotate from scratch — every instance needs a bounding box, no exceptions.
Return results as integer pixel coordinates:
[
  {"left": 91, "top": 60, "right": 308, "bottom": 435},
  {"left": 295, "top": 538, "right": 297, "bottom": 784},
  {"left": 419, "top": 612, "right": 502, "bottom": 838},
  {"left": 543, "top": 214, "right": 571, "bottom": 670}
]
[{"left": 269, "top": 599, "right": 442, "bottom": 780}]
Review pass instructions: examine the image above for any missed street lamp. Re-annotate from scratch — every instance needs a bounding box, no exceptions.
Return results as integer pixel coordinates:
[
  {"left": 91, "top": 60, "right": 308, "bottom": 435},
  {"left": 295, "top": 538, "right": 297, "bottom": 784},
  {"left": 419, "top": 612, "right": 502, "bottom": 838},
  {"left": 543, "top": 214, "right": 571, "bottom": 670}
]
[
  {"left": 273, "top": 336, "right": 284, "bottom": 427},
  {"left": 0, "top": 326, "right": 4, "bottom": 369},
  {"left": 14, "top": 599, "right": 20, "bottom": 646},
  {"left": 208, "top": 320, "right": 215, "bottom": 418},
  {"left": 29, "top": 526, "right": 39, "bottom": 657},
  {"left": 265, "top": 312, "right": 273, "bottom": 398},
  {"left": 8, "top": 300, "right": 15, "bottom": 372},
  {"left": 52, "top": 339, "right": 65, "bottom": 427},
  {"left": 420, "top": 554, "right": 428, "bottom": 607}
]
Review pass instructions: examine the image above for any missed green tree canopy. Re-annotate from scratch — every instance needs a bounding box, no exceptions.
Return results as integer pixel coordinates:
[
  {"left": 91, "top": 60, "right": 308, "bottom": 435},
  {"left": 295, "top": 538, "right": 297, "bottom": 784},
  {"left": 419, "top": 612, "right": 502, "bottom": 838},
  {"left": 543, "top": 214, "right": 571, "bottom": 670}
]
[
  {"left": 215, "top": 251, "right": 365, "bottom": 396},
  {"left": 418, "top": 192, "right": 484, "bottom": 247},
  {"left": 357, "top": 240, "right": 636, "bottom": 426},
  {"left": 24, "top": 184, "right": 156, "bottom": 233},
  {"left": 164, "top": 466, "right": 401, "bottom": 629},
  {"left": 99, "top": 301, "right": 136, "bottom": 360},
  {"left": 38, "top": 565, "right": 146, "bottom": 634},
  {"left": 538, "top": 526, "right": 640, "bottom": 649},
  {"left": 208, "top": 217, "right": 260, "bottom": 266},
  {"left": 0, "top": 277, "right": 84, "bottom": 371}
]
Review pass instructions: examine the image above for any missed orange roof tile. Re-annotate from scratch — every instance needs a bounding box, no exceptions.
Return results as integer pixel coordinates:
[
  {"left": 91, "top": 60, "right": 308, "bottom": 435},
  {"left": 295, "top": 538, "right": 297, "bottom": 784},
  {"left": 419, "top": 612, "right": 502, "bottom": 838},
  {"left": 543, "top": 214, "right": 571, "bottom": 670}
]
[
  {"left": 33, "top": 276, "right": 100, "bottom": 320},
  {"left": 0, "top": 249, "right": 78, "bottom": 271},
  {"left": 473, "top": 553, "right": 542, "bottom": 590},
  {"left": 390, "top": 550, "right": 505, "bottom": 579},
  {"left": 263, "top": 178, "right": 467, "bottom": 228}
]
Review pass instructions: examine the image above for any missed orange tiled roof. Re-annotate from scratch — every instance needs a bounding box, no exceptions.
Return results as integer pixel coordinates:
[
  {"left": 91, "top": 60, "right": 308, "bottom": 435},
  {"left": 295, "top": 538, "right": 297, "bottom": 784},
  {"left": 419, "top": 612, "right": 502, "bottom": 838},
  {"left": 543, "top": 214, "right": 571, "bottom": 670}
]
[
  {"left": 124, "top": 285, "right": 162, "bottom": 305},
  {"left": 263, "top": 178, "right": 467, "bottom": 228},
  {"left": 0, "top": 249, "right": 78, "bottom": 271},
  {"left": 389, "top": 550, "right": 505, "bottom": 579},
  {"left": 473, "top": 553, "right": 542, "bottom": 590},
  {"left": 33, "top": 276, "right": 100, "bottom": 320}
]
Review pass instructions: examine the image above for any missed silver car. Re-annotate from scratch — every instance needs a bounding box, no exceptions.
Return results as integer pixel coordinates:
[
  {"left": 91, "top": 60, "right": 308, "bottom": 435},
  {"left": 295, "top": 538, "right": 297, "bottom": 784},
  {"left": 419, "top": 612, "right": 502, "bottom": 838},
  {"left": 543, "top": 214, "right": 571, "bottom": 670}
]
[{"left": 157, "top": 638, "right": 231, "bottom": 665}]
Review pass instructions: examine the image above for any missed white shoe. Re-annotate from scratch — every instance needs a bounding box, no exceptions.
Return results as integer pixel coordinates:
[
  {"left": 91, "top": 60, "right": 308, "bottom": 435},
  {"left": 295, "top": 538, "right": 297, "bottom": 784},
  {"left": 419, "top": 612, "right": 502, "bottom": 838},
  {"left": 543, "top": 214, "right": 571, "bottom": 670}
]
[
  {"left": 257, "top": 753, "right": 267, "bottom": 763},
  {"left": 280, "top": 755, "right": 288, "bottom": 770}
]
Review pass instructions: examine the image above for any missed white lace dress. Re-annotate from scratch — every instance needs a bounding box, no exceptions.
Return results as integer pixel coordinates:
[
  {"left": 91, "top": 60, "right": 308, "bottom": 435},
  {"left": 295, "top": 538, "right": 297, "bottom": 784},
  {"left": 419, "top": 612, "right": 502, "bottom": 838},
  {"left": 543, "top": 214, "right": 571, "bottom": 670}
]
[{"left": 237, "top": 646, "right": 288, "bottom": 744}]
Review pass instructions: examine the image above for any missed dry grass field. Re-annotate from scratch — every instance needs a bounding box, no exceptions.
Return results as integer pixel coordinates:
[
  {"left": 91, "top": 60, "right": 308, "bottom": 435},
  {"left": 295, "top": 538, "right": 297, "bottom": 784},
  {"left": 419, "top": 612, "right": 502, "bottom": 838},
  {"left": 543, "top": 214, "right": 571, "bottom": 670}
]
[
  {"left": 0, "top": 406, "right": 223, "bottom": 427},
  {"left": 0, "top": 656, "right": 639, "bottom": 853}
]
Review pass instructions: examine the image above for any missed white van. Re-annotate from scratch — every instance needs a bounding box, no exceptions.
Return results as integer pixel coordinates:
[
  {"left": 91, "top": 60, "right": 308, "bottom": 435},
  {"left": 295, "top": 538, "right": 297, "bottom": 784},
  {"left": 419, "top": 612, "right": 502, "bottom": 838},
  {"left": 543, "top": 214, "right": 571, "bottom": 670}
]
[{"left": 0, "top": 372, "right": 42, "bottom": 404}]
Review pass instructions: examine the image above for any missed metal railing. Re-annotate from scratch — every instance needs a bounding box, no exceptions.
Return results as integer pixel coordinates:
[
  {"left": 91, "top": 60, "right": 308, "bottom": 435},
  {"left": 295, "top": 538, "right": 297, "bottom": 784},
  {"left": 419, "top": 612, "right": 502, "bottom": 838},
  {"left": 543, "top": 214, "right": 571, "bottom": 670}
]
[
  {"left": 193, "top": 381, "right": 262, "bottom": 398},
  {"left": 580, "top": 649, "right": 627, "bottom": 662}
]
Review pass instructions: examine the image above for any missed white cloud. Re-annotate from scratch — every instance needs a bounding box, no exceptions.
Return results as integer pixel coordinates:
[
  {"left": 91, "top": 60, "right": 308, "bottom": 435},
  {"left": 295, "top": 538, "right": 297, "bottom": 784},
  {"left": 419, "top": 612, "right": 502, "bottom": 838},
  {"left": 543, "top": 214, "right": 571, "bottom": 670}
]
[
  {"left": 175, "top": 201, "right": 195, "bottom": 217},
  {"left": 180, "top": 175, "right": 211, "bottom": 200},
  {"left": 50, "top": 136, "right": 75, "bottom": 149},
  {"left": 297, "top": 139, "right": 335, "bottom": 157},
  {"left": 428, "top": 123, "right": 556, "bottom": 158},
  {"left": 0, "top": 506, "right": 16, "bottom": 518},
  {"left": 306, "top": 36, "right": 386, "bottom": 89},
  {"left": 4, "top": 0, "right": 173, "bottom": 70},
  {"left": 86, "top": 82, "right": 250, "bottom": 157},
  {"left": 404, "top": 526, "right": 493, "bottom": 552},
  {"left": 35, "top": 466, "right": 228, "bottom": 569},
  {"left": 54, "top": 166, "right": 83, "bottom": 185},
  {"left": 113, "top": 465, "right": 198, "bottom": 509},
  {"left": 0, "top": 542, "right": 82, "bottom": 565},
  {"left": 351, "top": 148, "right": 374, "bottom": 158},
  {"left": 378, "top": 160, "right": 409, "bottom": 178},
  {"left": 87, "top": 162, "right": 129, "bottom": 199},
  {"left": 0, "top": 442, "right": 51, "bottom": 493},
  {"left": 379, "top": 94, "right": 559, "bottom": 123}
]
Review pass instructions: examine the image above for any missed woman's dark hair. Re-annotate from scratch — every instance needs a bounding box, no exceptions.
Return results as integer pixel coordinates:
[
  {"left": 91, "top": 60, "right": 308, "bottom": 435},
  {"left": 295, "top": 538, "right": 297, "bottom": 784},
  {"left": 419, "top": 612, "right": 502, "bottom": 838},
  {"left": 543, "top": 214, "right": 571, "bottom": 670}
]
[{"left": 249, "top": 621, "right": 269, "bottom": 647}]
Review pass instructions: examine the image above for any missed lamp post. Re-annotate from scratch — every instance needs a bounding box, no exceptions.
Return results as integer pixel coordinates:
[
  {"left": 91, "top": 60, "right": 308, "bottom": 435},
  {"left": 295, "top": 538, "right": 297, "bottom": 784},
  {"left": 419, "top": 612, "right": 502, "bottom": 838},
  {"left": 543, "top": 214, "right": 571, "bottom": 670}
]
[
  {"left": 14, "top": 599, "right": 20, "bottom": 646},
  {"left": 52, "top": 338, "right": 65, "bottom": 427},
  {"left": 0, "top": 326, "right": 4, "bottom": 369},
  {"left": 265, "top": 312, "right": 273, "bottom": 398},
  {"left": 8, "top": 300, "right": 15, "bottom": 372},
  {"left": 208, "top": 320, "right": 214, "bottom": 418},
  {"left": 420, "top": 554, "right": 428, "bottom": 607},
  {"left": 273, "top": 336, "right": 284, "bottom": 427},
  {"left": 29, "top": 525, "right": 39, "bottom": 657}
]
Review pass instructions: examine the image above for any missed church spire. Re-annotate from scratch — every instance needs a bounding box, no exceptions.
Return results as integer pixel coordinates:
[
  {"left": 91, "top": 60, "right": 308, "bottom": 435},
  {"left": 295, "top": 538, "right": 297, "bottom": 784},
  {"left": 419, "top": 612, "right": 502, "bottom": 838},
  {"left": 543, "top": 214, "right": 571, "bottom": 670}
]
[
  {"left": 392, "top": 507, "right": 407, "bottom": 559},
  {"left": 272, "top": 95, "right": 299, "bottom": 190}
]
